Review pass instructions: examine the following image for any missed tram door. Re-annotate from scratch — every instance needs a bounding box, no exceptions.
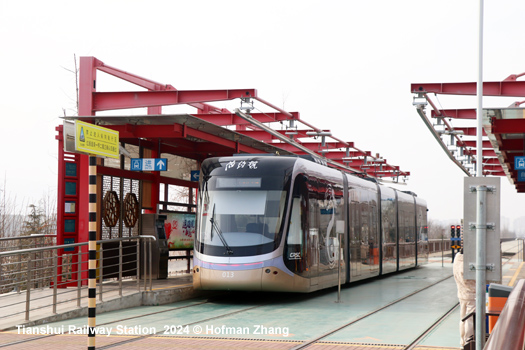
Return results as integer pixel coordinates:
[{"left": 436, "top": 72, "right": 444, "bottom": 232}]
[
  {"left": 307, "top": 178, "right": 319, "bottom": 287},
  {"left": 308, "top": 227, "right": 319, "bottom": 287},
  {"left": 349, "top": 200, "right": 361, "bottom": 278}
]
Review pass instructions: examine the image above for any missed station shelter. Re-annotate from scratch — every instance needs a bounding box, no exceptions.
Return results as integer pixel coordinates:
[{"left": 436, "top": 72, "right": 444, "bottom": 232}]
[
  {"left": 55, "top": 56, "right": 410, "bottom": 284},
  {"left": 411, "top": 73, "right": 525, "bottom": 192}
]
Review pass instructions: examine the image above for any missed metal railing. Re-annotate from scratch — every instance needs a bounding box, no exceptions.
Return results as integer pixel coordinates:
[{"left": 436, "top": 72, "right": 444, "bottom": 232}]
[
  {"left": 427, "top": 238, "right": 452, "bottom": 253},
  {"left": 0, "top": 234, "right": 57, "bottom": 252},
  {"left": 0, "top": 235, "right": 156, "bottom": 323}
]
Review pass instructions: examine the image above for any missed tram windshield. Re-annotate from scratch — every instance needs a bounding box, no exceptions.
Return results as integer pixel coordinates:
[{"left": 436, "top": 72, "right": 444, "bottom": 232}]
[{"left": 196, "top": 176, "right": 290, "bottom": 257}]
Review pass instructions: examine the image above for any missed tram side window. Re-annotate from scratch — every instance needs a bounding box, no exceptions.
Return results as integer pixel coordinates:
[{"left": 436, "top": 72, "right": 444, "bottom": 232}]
[
  {"left": 361, "top": 203, "right": 369, "bottom": 244},
  {"left": 370, "top": 204, "right": 378, "bottom": 249},
  {"left": 308, "top": 182, "right": 319, "bottom": 234},
  {"left": 284, "top": 175, "right": 308, "bottom": 275},
  {"left": 351, "top": 201, "right": 358, "bottom": 242},
  {"left": 417, "top": 206, "right": 428, "bottom": 241},
  {"left": 287, "top": 198, "right": 303, "bottom": 245},
  {"left": 400, "top": 215, "right": 405, "bottom": 242}
]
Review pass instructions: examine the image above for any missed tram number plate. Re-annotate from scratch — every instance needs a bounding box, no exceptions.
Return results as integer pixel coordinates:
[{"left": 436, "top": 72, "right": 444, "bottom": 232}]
[{"left": 221, "top": 271, "right": 235, "bottom": 278}]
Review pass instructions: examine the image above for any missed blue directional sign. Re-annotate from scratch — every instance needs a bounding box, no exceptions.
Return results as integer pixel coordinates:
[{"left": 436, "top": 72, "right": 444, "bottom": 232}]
[
  {"left": 515, "top": 156, "right": 525, "bottom": 170},
  {"left": 518, "top": 171, "right": 525, "bottom": 182},
  {"left": 130, "top": 158, "right": 167, "bottom": 171},
  {"left": 190, "top": 170, "right": 200, "bottom": 182}
]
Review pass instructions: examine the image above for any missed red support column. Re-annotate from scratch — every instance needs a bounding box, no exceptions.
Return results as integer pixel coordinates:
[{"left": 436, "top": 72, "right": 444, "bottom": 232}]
[
  {"left": 77, "top": 57, "right": 98, "bottom": 285},
  {"left": 56, "top": 125, "right": 82, "bottom": 287},
  {"left": 56, "top": 126, "right": 65, "bottom": 286},
  {"left": 143, "top": 105, "right": 162, "bottom": 213},
  {"left": 143, "top": 147, "right": 160, "bottom": 214}
]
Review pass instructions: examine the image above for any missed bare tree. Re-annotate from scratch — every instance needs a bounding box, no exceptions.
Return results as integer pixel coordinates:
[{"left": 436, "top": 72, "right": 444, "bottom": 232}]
[
  {"left": 166, "top": 156, "right": 197, "bottom": 212},
  {"left": 22, "top": 196, "right": 56, "bottom": 236},
  {"left": 0, "top": 177, "right": 26, "bottom": 238},
  {"left": 427, "top": 218, "right": 447, "bottom": 240}
]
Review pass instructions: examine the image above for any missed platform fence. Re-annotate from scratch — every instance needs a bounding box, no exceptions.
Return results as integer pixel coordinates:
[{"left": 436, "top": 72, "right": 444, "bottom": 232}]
[
  {"left": 428, "top": 238, "right": 451, "bottom": 253},
  {"left": 0, "top": 234, "right": 57, "bottom": 253},
  {"left": 0, "top": 235, "right": 156, "bottom": 322}
]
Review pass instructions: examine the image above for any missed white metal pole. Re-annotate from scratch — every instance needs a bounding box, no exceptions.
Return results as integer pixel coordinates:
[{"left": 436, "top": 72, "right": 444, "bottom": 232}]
[
  {"left": 475, "top": 2, "right": 486, "bottom": 349},
  {"left": 475, "top": 186, "right": 487, "bottom": 350},
  {"left": 476, "top": 0, "right": 484, "bottom": 177}
]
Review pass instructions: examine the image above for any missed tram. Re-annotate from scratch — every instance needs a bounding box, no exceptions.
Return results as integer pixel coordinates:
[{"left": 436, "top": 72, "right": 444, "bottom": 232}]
[{"left": 193, "top": 155, "right": 428, "bottom": 293}]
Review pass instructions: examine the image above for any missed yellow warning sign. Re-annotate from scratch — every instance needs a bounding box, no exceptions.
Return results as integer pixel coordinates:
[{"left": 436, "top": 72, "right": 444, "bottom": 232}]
[{"left": 75, "top": 120, "right": 119, "bottom": 159}]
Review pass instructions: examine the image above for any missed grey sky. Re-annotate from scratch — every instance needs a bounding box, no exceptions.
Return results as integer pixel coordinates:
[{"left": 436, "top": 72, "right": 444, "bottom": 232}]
[{"left": 0, "top": 0, "right": 523, "bottom": 227}]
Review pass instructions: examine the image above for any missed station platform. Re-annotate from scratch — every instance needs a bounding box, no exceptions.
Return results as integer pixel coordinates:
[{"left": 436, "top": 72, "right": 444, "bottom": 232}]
[
  {"left": 0, "top": 274, "right": 208, "bottom": 332},
  {"left": 1, "top": 240, "right": 523, "bottom": 350}
]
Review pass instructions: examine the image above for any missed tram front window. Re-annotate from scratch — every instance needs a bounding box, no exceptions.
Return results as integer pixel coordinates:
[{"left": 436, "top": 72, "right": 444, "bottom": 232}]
[{"left": 197, "top": 180, "right": 288, "bottom": 257}]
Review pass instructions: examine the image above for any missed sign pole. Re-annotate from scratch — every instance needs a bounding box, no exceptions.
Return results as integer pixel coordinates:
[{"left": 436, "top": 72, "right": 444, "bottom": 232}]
[
  {"left": 475, "top": 1, "right": 486, "bottom": 349},
  {"left": 67, "top": 120, "right": 118, "bottom": 349},
  {"left": 88, "top": 155, "right": 97, "bottom": 350}
]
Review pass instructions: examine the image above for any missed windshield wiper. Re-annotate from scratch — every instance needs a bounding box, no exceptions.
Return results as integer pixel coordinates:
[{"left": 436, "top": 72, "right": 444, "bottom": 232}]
[{"left": 210, "top": 204, "right": 233, "bottom": 255}]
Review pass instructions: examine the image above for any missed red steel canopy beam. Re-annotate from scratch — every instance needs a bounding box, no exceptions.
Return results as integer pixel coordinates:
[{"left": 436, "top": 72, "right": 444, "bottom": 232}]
[
  {"left": 103, "top": 123, "right": 265, "bottom": 155},
  {"left": 341, "top": 159, "right": 388, "bottom": 167},
  {"left": 450, "top": 127, "right": 487, "bottom": 137},
  {"left": 462, "top": 140, "right": 493, "bottom": 148},
  {"left": 482, "top": 158, "right": 502, "bottom": 165},
  {"left": 468, "top": 149, "right": 497, "bottom": 157},
  {"left": 491, "top": 119, "right": 525, "bottom": 134},
  {"left": 191, "top": 112, "right": 299, "bottom": 126},
  {"left": 431, "top": 109, "right": 477, "bottom": 120},
  {"left": 320, "top": 150, "right": 369, "bottom": 159},
  {"left": 93, "top": 89, "right": 257, "bottom": 111},
  {"left": 98, "top": 166, "right": 198, "bottom": 189},
  {"left": 499, "top": 139, "right": 525, "bottom": 151},
  {"left": 273, "top": 129, "right": 332, "bottom": 139},
  {"left": 484, "top": 171, "right": 506, "bottom": 176},
  {"left": 483, "top": 164, "right": 504, "bottom": 171},
  {"left": 411, "top": 79, "right": 525, "bottom": 97},
  {"left": 272, "top": 142, "right": 355, "bottom": 152},
  {"left": 236, "top": 129, "right": 334, "bottom": 142},
  {"left": 96, "top": 61, "right": 169, "bottom": 91},
  {"left": 365, "top": 169, "right": 409, "bottom": 177},
  {"left": 94, "top": 58, "right": 229, "bottom": 114}
]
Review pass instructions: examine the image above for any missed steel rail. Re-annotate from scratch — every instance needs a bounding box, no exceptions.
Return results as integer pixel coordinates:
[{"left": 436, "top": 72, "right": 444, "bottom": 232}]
[
  {"left": 291, "top": 240, "right": 520, "bottom": 350},
  {"left": 288, "top": 274, "right": 454, "bottom": 350},
  {"left": 403, "top": 302, "right": 459, "bottom": 350}
]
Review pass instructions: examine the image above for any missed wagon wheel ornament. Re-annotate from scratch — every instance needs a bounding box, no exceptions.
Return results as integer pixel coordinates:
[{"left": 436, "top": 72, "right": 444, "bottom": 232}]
[
  {"left": 123, "top": 192, "right": 139, "bottom": 227},
  {"left": 102, "top": 191, "right": 120, "bottom": 227}
]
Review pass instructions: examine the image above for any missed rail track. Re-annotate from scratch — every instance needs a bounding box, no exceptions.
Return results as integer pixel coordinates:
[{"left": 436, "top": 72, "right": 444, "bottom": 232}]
[{"left": 1, "top": 240, "right": 521, "bottom": 349}]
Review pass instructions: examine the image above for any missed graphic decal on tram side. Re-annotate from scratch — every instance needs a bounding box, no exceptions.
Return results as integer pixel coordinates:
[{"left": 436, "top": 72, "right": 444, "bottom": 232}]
[{"left": 322, "top": 184, "right": 337, "bottom": 269}]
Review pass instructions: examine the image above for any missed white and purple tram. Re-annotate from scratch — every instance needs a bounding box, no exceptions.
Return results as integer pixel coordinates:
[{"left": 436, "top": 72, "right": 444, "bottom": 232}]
[{"left": 193, "top": 155, "right": 428, "bottom": 293}]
